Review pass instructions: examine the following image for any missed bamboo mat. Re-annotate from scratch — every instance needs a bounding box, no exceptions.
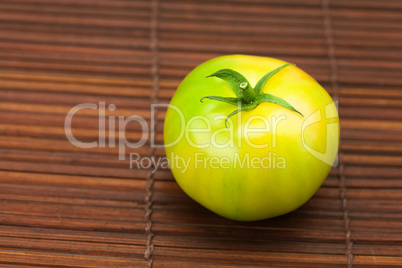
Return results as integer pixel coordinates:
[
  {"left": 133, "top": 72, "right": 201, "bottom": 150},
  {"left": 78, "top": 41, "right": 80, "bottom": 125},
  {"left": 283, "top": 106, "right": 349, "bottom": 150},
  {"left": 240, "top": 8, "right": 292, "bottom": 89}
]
[{"left": 0, "top": 0, "right": 401, "bottom": 267}]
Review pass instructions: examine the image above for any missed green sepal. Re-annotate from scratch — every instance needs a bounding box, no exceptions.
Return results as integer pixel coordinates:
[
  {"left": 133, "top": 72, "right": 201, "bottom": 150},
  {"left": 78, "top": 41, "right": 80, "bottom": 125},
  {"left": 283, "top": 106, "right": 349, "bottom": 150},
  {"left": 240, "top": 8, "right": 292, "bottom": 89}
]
[
  {"left": 225, "top": 105, "right": 248, "bottom": 129},
  {"left": 206, "top": 69, "right": 251, "bottom": 99},
  {"left": 253, "top": 63, "right": 293, "bottom": 95},
  {"left": 255, "top": 93, "right": 303, "bottom": 117},
  {"left": 200, "top": 96, "right": 242, "bottom": 106}
]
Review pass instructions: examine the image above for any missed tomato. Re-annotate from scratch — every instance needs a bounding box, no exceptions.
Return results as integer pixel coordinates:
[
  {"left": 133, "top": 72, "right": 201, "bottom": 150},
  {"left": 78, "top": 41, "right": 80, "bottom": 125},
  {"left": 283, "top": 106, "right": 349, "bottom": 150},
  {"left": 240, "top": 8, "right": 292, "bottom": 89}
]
[{"left": 164, "top": 55, "right": 339, "bottom": 221}]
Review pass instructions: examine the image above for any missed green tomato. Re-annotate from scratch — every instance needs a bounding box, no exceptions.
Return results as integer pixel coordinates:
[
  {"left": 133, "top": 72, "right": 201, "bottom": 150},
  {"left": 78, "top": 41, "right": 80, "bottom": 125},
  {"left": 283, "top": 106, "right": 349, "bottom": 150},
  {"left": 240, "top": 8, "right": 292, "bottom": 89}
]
[{"left": 164, "top": 54, "right": 339, "bottom": 221}]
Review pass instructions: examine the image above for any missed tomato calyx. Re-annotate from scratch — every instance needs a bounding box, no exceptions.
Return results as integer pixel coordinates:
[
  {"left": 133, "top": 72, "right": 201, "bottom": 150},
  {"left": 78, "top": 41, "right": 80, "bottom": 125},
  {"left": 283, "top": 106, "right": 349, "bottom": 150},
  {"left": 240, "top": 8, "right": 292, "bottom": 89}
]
[{"left": 200, "top": 63, "right": 303, "bottom": 128}]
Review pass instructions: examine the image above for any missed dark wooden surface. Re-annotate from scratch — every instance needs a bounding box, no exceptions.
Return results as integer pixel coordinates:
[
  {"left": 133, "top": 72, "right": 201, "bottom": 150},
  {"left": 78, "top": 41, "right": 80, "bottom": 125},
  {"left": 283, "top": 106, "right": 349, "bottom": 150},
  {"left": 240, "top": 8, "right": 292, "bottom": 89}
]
[{"left": 0, "top": 0, "right": 401, "bottom": 267}]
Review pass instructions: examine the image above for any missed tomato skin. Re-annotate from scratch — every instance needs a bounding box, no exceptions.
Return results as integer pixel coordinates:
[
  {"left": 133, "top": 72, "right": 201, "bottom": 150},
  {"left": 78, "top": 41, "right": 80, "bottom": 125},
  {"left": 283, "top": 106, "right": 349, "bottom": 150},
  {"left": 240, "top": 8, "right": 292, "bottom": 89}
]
[{"left": 164, "top": 55, "right": 339, "bottom": 221}]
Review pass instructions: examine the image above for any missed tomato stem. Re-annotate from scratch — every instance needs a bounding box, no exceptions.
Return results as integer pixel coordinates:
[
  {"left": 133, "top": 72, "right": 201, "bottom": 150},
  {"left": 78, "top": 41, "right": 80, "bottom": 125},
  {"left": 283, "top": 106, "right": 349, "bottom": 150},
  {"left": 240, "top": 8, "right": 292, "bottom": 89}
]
[
  {"left": 240, "top": 81, "right": 257, "bottom": 104},
  {"left": 203, "top": 63, "right": 303, "bottom": 128}
]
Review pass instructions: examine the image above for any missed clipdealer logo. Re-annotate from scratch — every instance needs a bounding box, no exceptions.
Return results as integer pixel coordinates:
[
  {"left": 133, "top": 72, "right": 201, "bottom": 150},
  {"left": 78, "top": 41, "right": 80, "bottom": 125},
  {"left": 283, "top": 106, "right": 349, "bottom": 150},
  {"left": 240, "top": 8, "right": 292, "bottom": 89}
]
[{"left": 64, "top": 101, "right": 338, "bottom": 167}]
